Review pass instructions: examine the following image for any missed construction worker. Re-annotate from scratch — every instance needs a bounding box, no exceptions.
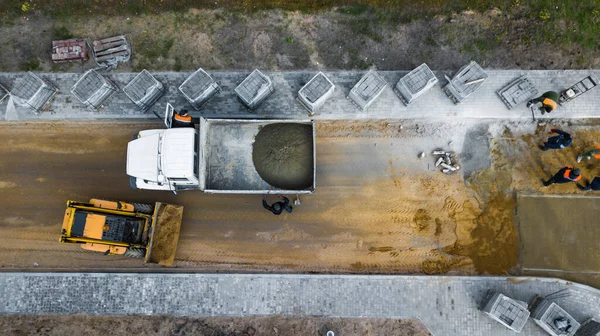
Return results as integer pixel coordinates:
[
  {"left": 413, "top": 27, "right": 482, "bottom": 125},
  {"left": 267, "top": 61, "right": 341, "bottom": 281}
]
[
  {"left": 172, "top": 109, "right": 194, "bottom": 128},
  {"left": 539, "top": 128, "right": 572, "bottom": 151},
  {"left": 577, "top": 176, "right": 600, "bottom": 191},
  {"left": 577, "top": 145, "right": 600, "bottom": 163},
  {"left": 542, "top": 166, "right": 581, "bottom": 187},
  {"left": 527, "top": 91, "right": 559, "bottom": 114},
  {"left": 262, "top": 195, "right": 292, "bottom": 215}
]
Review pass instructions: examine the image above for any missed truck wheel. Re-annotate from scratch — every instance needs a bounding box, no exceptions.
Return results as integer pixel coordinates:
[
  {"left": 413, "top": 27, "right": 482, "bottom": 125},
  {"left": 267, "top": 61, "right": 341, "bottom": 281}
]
[
  {"left": 124, "top": 248, "right": 145, "bottom": 258},
  {"left": 132, "top": 203, "right": 154, "bottom": 214}
]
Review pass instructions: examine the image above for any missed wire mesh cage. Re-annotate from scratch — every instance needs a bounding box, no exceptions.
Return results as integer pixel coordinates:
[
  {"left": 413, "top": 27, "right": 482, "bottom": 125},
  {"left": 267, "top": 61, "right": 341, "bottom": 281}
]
[{"left": 179, "top": 68, "right": 220, "bottom": 110}]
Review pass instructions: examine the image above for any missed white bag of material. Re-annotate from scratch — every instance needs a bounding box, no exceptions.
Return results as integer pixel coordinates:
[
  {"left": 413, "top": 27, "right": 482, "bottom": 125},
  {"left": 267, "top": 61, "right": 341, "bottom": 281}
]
[{"left": 5, "top": 96, "right": 19, "bottom": 121}]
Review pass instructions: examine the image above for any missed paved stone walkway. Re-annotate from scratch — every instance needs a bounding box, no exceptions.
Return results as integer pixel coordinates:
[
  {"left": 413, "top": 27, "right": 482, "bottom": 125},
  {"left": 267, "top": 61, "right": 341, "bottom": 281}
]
[
  {"left": 1, "top": 273, "right": 598, "bottom": 335},
  {"left": 0, "top": 70, "right": 599, "bottom": 120}
]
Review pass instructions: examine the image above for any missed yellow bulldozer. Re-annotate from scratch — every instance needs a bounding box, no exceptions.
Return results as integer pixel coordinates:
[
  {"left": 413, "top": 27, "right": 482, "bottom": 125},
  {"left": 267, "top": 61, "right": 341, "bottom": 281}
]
[{"left": 59, "top": 199, "right": 183, "bottom": 266}]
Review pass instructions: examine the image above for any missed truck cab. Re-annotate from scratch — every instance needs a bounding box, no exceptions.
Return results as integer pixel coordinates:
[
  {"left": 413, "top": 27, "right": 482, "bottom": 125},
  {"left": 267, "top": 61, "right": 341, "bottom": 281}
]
[{"left": 127, "top": 127, "right": 199, "bottom": 191}]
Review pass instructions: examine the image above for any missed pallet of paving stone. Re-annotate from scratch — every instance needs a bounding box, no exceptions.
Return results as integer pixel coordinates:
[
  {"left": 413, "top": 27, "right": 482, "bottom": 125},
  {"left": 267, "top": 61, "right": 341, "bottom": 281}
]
[
  {"left": 91, "top": 35, "right": 131, "bottom": 67},
  {"left": 442, "top": 61, "right": 488, "bottom": 104},
  {"left": 51, "top": 39, "right": 88, "bottom": 63},
  {"left": 496, "top": 76, "right": 538, "bottom": 110}
]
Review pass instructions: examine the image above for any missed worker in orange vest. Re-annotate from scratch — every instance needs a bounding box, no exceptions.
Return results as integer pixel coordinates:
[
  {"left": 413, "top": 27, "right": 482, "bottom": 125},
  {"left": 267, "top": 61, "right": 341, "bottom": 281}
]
[
  {"left": 527, "top": 91, "right": 559, "bottom": 114},
  {"left": 172, "top": 109, "right": 194, "bottom": 128},
  {"left": 577, "top": 145, "right": 600, "bottom": 163},
  {"left": 543, "top": 166, "right": 581, "bottom": 187}
]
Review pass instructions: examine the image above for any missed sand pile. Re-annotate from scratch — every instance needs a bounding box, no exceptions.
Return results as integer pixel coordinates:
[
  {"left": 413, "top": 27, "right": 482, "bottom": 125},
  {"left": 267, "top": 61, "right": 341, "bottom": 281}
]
[
  {"left": 252, "top": 123, "right": 313, "bottom": 190},
  {"left": 149, "top": 204, "right": 183, "bottom": 266}
]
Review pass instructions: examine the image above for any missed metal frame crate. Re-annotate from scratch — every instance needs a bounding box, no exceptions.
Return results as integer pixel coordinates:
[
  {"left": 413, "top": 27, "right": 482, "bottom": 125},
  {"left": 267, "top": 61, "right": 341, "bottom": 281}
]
[
  {"left": 297, "top": 72, "right": 335, "bottom": 115},
  {"left": 234, "top": 69, "right": 274, "bottom": 110},
  {"left": 481, "top": 291, "right": 530, "bottom": 333},
  {"left": 442, "top": 61, "right": 488, "bottom": 104},
  {"left": 0, "top": 82, "right": 8, "bottom": 104},
  {"left": 123, "top": 69, "right": 164, "bottom": 111},
  {"left": 395, "top": 63, "right": 438, "bottom": 105},
  {"left": 531, "top": 299, "right": 580, "bottom": 336},
  {"left": 179, "top": 68, "right": 221, "bottom": 110},
  {"left": 70, "top": 69, "right": 118, "bottom": 110},
  {"left": 347, "top": 70, "right": 387, "bottom": 110},
  {"left": 497, "top": 76, "right": 538, "bottom": 110},
  {"left": 10, "top": 72, "right": 59, "bottom": 113}
]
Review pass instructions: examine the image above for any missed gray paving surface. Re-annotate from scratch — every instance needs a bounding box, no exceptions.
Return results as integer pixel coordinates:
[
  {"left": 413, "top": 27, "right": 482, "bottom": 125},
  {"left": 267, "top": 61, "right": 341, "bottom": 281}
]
[
  {"left": 1, "top": 70, "right": 600, "bottom": 120},
  {"left": 1, "top": 273, "right": 599, "bottom": 336}
]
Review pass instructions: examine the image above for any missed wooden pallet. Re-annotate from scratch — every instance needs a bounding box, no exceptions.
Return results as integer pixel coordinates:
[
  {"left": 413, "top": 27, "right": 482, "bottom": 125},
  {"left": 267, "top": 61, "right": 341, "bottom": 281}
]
[{"left": 91, "top": 35, "right": 131, "bottom": 66}]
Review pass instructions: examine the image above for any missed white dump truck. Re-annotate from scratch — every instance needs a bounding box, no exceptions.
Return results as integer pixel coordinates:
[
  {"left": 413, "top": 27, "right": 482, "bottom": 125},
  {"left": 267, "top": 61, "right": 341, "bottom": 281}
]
[{"left": 126, "top": 106, "right": 316, "bottom": 194}]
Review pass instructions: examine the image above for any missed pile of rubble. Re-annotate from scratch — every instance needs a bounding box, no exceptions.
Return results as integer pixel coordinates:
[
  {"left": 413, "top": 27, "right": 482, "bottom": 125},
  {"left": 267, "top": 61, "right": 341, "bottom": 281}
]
[{"left": 432, "top": 150, "right": 460, "bottom": 174}]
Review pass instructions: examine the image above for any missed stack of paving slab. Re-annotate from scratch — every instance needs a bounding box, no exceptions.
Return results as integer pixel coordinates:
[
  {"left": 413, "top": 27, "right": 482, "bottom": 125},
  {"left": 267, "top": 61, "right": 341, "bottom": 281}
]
[
  {"left": 123, "top": 69, "right": 164, "bottom": 111},
  {"left": 179, "top": 68, "right": 220, "bottom": 110},
  {"left": 297, "top": 72, "right": 335, "bottom": 115},
  {"left": 70, "top": 69, "right": 117, "bottom": 110},
  {"left": 51, "top": 39, "right": 88, "bottom": 63},
  {"left": 531, "top": 298, "right": 580, "bottom": 336},
  {"left": 235, "top": 69, "right": 274, "bottom": 110},
  {"left": 443, "top": 61, "right": 488, "bottom": 104},
  {"left": 9, "top": 72, "right": 58, "bottom": 113},
  {"left": 347, "top": 70, "right": 387, "bottom": 110},
  {"left": 395, "top": 63, "right": 438, "bottom": 105},
  {"left": 481, "top": 291, "right": 530, "bottom": 333}
]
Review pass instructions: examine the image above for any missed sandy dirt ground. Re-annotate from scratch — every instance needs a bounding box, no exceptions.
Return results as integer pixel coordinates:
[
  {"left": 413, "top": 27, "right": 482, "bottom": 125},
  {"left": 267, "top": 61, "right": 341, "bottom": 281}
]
[
  {"left": 149, "top": 203, "right": 184, "bottom": 266},
  {"left": 0, "top": 315, "right": 431, "bottom": 336},
  {"left": 0, "top": 120, "right": 599, "bottom": 287},
  {"left": 0, "top": 8, "right": 597, "bottom": 73}
]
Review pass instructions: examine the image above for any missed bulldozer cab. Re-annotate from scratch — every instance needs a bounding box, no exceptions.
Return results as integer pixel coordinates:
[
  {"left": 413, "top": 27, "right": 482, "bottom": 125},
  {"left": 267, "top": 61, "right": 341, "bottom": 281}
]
[
  {"left": 68, "top": 210, "right": 145, "bottom": 244},
  {"left": 60, "top": 199, "right": 183, "bottom": 265}
]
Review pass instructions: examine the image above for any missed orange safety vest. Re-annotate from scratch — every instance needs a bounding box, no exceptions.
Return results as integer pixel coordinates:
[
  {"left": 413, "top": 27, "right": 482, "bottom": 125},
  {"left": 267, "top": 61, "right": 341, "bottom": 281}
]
[
  {"left": 563, "top": 168, "right": 581, "bottom": 181},
  {"left": 594, "top": 145, "right": 600, "bottom": 159},
  {"left": 174, "top": 113, "right": 192, "bottom": 123},
  {"left": 542, "top": 98, "right": 557, "bottom": 111}
]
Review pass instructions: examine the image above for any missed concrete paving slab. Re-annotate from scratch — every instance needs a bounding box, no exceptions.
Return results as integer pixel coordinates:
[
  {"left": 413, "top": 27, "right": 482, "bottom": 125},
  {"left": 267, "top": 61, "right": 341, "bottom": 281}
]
[
  {"left": 517, "top": 194, "right": 600, "bottom": 273},
  {"left": 0, "top": 274, "right": 599, "bottom": 336},
  {"left": 1, "top": 70, "right": 600, "bottom": 120}
]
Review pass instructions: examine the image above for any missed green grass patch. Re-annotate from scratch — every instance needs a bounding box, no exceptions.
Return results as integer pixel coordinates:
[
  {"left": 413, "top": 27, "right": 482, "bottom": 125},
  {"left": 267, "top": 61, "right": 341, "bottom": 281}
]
[
  {"left": 173, "top": 57, "right": 183, "bottom": 71},
  {"left": 52, "top": 26, "right": 73, "bottom": 40},
  {"left": 19, "top": 58, "right": 40, "bottom": 71},
  {"left": 337, "top": 5, "right": 371, "bottom": 15},
  {"left": 135, "top": 35, "right": 175, "bottom": 60}
]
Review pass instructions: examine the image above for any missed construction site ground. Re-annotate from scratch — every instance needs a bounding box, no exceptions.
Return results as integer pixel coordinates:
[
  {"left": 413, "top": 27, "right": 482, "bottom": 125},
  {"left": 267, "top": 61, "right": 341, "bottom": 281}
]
[
  {"left": 1, "top": 119, "right": 599, "bottom": 288},
  {"left": 0, "top": 315, "right": 430, "bottom": 336}
]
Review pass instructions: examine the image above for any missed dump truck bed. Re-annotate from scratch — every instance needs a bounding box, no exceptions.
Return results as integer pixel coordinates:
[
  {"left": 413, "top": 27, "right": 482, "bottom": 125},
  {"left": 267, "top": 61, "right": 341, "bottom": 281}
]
[
  {"left": 145, "top": 202, "right": 183, "bottom": 266},
  {"left": 198, "top": 118, "right": 316, "bottom": 194}
]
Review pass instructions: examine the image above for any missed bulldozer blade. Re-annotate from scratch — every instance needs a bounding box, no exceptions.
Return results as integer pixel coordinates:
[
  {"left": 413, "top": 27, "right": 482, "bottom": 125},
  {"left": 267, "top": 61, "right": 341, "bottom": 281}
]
[{"left": 145, "top": 203, "right": 183, "bottom": 266}]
